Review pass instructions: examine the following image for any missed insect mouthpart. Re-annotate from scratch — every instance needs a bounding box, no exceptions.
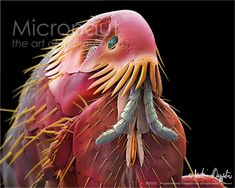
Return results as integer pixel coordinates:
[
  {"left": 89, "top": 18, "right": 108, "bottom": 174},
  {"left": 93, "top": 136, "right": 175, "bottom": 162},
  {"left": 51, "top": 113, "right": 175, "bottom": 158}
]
[
  {"left": 88, "top": 55, "right": 163, "bottom": 97},
  {"left": 96, "top": 78, "right": 178, "bottom": 167}
]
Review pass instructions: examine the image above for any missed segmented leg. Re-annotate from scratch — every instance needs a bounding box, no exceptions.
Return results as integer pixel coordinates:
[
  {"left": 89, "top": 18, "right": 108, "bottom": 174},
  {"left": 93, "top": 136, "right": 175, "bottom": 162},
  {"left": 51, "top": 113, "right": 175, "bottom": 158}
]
[
  {"left": 144, "top": 78, "right": 178, "bottom": 141},
  {"left": 96, "top": 85, "right": 140, "bottom": 145}
]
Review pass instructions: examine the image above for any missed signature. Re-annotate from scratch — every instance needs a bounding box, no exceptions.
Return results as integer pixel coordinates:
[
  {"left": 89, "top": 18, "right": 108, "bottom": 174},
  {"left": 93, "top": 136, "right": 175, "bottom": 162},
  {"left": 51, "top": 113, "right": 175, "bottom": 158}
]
[{"left": 193, "top": 168, "right": 233, "bottom": 182}]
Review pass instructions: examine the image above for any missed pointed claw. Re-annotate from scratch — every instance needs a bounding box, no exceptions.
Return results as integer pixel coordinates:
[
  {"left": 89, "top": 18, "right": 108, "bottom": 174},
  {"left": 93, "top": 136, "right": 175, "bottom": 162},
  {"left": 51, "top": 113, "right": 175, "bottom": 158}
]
[
  {"left": 48, "top": 52, "right": 64, "bottom": 64},
  {"left": 102, "top": 64, "right": 129, "bottom": 93},
  {"left": 149, "top": 62, "right": 157, "bottom": 93},
  {"left": 89, "top": 64, "right": 113, "bottom": 79},
  {"left": 92, "top": 62, "right": 108, "bottom": 71},
  {"left": 50, "top": 46, "right": 63, "bottom": 57},
  {"left": 155, "top": 64, "right": 163, "bottom": 96},
  {"left": 45, "top": 64, "right": 60, "bottom": 77},
  {"left": 46, "top": 59, "right": 61, "bottom": 71},
  {"left": 136, "top": 63, "right": 147, "bottom": 90},
  {"left": 93, "top": 80, "right": 110, "bottom": 95},
  {"left": 88, "top": 69, "right": 116, "bottom": 90},
  {"left": 112, "top": 64, "right": 134, "bottom": 97},
  {"left": 122, "top": 64, "right": 141, "bottom": 97}
]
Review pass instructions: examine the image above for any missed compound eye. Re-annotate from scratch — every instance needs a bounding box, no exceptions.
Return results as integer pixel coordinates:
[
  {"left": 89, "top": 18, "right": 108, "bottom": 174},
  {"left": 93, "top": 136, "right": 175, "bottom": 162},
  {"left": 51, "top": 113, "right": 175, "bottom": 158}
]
[{"left": 108, "top": 36, "right": 118, "bottom": 50}]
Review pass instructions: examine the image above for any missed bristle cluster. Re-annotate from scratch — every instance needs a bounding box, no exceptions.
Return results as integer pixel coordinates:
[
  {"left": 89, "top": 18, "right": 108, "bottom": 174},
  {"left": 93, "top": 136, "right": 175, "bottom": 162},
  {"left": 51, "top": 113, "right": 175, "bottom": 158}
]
[{"left": 88, "top": 56, "right": 162, "bottom": 97}]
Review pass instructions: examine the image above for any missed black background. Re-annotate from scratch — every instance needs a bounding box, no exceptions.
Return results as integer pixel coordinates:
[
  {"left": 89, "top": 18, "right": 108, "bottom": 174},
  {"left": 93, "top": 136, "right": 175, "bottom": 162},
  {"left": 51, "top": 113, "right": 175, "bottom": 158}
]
[{"left": 1, "top": 1, "right": 234, "bottom": 186}]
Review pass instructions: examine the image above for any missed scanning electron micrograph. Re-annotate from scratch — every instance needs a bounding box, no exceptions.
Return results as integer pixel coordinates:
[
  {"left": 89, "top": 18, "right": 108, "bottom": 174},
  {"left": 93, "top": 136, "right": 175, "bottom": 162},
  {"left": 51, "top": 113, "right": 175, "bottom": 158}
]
[{"left": 0, "top": 10, "right": 229, "bottom": 187}]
